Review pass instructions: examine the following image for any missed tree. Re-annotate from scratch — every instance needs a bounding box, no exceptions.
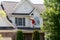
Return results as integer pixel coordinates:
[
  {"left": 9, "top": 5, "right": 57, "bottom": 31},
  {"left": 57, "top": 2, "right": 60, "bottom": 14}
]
[
  {"left": 41, "top": 0, "right": 60, "bottom": 40},
  {"left": 32, "top": 30, "right": 40, "bottom": 40},
  {"left": 0, "top": 10, "right": 6, "bottom": 17},
  {"left": 16, "top": 31, "right": 24, "bottom": 40}
]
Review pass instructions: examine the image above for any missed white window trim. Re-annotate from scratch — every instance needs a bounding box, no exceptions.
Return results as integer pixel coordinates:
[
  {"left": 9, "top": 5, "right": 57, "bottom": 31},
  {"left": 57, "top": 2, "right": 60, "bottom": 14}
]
[{"left": 15, "top": 17, "right": 25, "bottom": 27}]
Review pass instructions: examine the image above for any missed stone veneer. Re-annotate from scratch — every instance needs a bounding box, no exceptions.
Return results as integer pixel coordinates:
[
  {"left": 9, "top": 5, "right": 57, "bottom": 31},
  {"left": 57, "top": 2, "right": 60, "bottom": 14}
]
[
  {"left": 0, "top": 32, "right": 16, "bottom": 40},
  {"left": 0, "top": 32, "right": 44, "bottom": 40}
]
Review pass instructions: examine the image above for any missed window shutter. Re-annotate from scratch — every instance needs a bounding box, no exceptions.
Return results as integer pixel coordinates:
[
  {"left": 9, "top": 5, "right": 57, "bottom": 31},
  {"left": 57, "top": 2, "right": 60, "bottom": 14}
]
[
  {"left": 15, "top": 18, "right": 18, "bottom": 26},
  {"left": 23, "top": 18, "right": 25, "bottom": 26}
]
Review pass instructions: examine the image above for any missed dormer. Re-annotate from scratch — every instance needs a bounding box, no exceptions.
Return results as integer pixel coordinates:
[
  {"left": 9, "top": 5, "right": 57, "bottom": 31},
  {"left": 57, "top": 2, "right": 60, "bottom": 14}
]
[{"left": 12, "top": 0, "right": 35, "bottom": 15}]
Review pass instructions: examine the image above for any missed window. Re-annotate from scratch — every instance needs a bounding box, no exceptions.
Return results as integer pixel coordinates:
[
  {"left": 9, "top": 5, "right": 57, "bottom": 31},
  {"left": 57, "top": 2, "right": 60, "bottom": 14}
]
[{"left": 15, "top": 18, "right": 25, "bottom": 26}]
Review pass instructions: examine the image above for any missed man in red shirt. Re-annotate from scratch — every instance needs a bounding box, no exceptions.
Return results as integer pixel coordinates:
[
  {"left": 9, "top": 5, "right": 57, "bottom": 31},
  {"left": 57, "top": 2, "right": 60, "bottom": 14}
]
[
  {"left": 29, "top": 15, "right": 35, "bottom": 27},
  {"left": 32, "top": 19, "right": 35, "bottom": 25},
  {"left": 30, "top": 18, "right": 35, "bottom": 27}
]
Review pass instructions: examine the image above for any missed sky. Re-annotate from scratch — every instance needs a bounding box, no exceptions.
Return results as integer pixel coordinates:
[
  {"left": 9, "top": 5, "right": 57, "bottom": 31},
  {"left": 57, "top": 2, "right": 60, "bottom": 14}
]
[{"left": 0, "top": 0, "right": 44, "bottom": 4}]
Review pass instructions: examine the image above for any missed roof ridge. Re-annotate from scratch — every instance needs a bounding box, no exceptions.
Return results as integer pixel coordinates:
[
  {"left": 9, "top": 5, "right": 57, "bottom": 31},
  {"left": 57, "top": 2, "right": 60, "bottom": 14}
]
[
  {"left": 34, "top": 4, "right": 44, "bottom": 5},
  {"left": 2, "top": 1, "right": 18, "bottom": 3}
]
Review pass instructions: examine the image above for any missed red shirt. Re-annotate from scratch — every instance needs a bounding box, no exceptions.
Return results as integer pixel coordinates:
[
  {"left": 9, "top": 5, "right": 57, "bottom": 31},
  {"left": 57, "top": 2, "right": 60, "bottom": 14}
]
[{"left": 32, "top": 19, "right": 35, "bottom": 24}]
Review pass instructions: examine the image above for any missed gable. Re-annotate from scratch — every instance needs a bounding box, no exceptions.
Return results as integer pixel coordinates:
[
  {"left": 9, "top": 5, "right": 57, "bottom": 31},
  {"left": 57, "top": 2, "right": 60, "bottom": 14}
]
[{"left": 13, "top": 0, "right": 34, "bottom": 14}]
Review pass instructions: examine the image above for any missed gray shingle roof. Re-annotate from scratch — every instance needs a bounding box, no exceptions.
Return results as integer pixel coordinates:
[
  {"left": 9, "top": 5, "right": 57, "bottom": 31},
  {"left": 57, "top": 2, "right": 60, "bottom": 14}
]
[
  {"left": 34, "top": 4, "right": 45, "bottom": 13},
  {"left": 1, "top": 1, "right": 18, "bottom": 15},
  {"left": 1, "top": 1, "right": 45, "bottom": 15}
]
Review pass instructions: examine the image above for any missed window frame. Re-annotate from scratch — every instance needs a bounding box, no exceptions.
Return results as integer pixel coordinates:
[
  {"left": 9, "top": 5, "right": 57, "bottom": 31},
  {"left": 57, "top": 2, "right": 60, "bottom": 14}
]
[{"left": 15, "top": 18, "right": 25, "bottom": 26}]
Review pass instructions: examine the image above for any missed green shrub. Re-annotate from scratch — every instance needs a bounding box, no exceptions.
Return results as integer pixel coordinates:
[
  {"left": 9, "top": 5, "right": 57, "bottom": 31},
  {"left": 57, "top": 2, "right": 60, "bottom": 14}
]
[
  {"left": 16, "top": 31, "right": 24, "bottom": 40},
  {"left": 32, "top": 30, "right": 40, "bottom": 40}
]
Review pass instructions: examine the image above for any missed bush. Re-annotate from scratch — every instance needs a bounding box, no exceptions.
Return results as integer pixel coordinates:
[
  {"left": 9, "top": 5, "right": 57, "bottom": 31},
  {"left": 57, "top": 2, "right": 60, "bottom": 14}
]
[
  {"left": 16, "top": 31, "right": 24, "bottom": 40},
  {"left": 32, "top": 30, "right": 40, "bottom": 40}
]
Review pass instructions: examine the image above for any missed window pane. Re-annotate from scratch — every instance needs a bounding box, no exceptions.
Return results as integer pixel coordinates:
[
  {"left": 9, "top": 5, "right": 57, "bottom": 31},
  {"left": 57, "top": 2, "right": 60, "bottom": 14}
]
[
  {"left": 15, "top": 18, "right": 25, "bottom": 26},
  {"left": 18, "top": 18, "right": 22, "bottom": 26}
]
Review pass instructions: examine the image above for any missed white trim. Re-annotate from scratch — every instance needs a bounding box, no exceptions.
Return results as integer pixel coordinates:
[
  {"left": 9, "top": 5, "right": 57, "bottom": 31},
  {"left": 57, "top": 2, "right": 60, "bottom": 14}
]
[
  {"left": 0, "top": 15, "right": 15, "bottom": 28},
  {"left": 15, "top": 17, "right": 25, "bottom": 27}
]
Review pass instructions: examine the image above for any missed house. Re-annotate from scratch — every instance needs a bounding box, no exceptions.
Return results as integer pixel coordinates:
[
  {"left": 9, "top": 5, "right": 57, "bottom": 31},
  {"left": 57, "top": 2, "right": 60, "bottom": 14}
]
[{"left": 0, "top": 0, "right": 45, "bottom": 40}]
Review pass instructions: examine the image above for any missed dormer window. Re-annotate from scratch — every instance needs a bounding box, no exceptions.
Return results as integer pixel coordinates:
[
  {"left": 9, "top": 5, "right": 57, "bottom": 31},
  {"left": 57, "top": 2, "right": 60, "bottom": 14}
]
[{"left": 15, "top": 18, "right": 25, "bottom": 26}]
